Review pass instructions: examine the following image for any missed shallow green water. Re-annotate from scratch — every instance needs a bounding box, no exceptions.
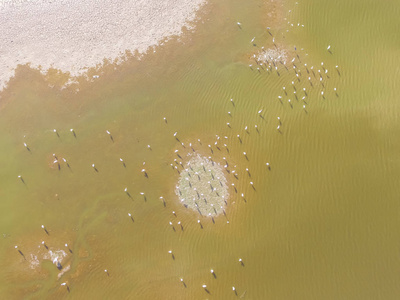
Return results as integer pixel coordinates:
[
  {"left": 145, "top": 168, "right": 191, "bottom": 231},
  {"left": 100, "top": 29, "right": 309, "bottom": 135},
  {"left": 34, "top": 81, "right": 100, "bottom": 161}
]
[{"left": 1, "top": 0, "right": 400, "bottom": 299}]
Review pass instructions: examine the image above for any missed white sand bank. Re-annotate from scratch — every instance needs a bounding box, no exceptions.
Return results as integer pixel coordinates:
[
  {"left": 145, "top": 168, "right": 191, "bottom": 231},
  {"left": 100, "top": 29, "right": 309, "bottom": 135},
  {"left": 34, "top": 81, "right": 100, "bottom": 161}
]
[{"left": 0, "top": 0, "right": 206, "bottom": 91}]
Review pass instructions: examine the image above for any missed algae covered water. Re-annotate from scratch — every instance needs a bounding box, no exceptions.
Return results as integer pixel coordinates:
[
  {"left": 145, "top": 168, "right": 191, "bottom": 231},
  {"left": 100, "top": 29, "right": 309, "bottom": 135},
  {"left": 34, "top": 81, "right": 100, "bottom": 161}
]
[{"left": 1, "top": 0, "right": 400, "bottom": 299}]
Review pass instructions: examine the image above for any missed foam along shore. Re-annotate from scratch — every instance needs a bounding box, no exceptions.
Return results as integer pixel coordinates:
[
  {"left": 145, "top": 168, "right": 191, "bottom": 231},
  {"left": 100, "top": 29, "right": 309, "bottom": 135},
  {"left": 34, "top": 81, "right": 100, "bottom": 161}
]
[{"left": 0, "top": 0, "right": 206, "bottom": 91}]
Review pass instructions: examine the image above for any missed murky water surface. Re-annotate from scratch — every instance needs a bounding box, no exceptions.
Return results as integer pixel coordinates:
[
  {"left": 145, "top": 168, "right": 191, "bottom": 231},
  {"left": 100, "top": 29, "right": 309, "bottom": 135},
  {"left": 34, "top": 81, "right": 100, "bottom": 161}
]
[{"left": 1, "top": 0, "right": 400, "bottom": 299}]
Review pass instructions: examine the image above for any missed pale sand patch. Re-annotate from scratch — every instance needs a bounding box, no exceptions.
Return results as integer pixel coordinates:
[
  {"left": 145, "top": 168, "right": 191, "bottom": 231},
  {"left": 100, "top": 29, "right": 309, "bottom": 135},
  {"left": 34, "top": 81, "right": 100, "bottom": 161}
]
[
  {"left": 176, "top": 154, "right": 229, "bottom": 217},
  {"left": 0, "top": 0, "right": 206, "bottom": 91},
  {"left": 255, "top": 47, "right": 289, "bottom": 65}
]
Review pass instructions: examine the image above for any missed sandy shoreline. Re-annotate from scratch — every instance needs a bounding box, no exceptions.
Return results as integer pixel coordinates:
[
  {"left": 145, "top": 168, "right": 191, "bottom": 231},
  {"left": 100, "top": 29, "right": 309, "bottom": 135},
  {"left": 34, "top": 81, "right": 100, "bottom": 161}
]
[{"left": 0, "top": 0, "right": 206, "bottom": 91}]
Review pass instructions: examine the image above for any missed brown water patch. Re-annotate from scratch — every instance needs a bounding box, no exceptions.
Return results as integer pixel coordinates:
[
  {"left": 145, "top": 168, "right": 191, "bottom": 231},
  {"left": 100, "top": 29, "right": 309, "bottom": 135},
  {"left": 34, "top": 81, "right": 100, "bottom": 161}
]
[
  {"left": 261, "top": 0, "right": 286, "bottom": 29},
  {"left": 5, "top": 230, "right": 75, "bottom": 288}
]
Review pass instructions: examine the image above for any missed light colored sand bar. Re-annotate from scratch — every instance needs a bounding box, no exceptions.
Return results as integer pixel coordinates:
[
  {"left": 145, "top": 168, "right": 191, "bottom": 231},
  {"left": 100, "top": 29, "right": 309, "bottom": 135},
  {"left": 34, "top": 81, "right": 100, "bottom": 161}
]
[{"left": 0, "top": 0, "right": 206, "bottom": 91}]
